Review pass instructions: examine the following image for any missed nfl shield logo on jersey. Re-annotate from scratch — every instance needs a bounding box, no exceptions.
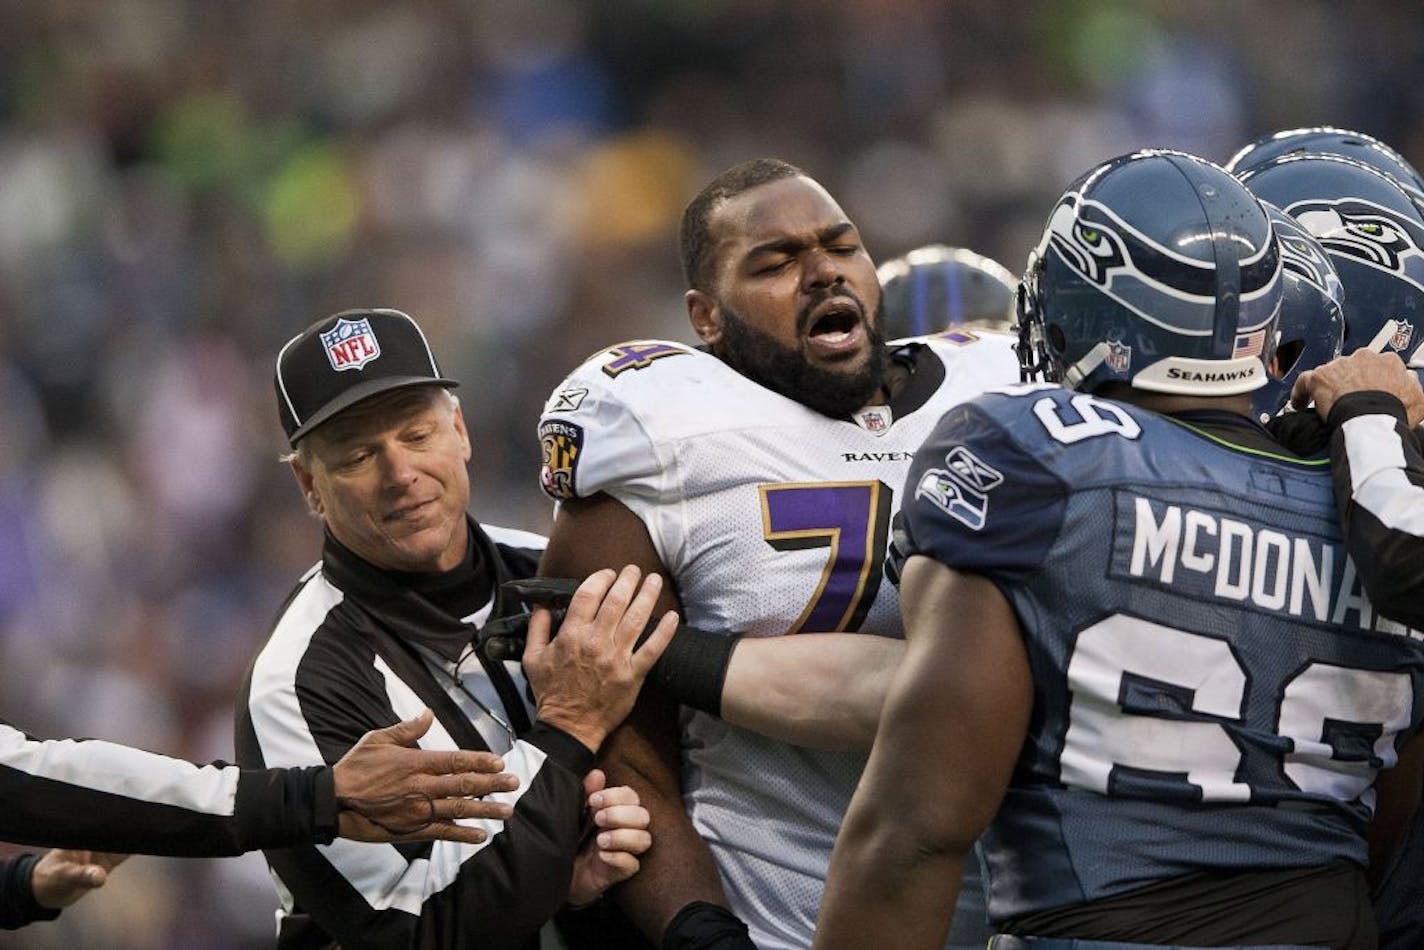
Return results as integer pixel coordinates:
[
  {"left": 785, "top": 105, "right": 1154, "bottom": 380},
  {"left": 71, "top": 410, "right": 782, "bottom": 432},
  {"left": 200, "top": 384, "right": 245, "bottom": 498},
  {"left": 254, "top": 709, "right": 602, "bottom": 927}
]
[
  {"left": 1390, "top": 319, "right": 1414, "bottom": 353},
  {"left": 852, "top": 405, "right": 893, "bottom": 435},
  {"left": 320, "top": 317, "right": 381, "bottom": 372}
]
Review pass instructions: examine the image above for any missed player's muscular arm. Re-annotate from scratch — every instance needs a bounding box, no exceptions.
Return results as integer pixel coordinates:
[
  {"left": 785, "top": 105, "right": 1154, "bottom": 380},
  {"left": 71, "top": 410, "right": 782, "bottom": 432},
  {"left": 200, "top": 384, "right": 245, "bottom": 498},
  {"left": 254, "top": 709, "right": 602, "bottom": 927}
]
[
  {"left": 721, "top": 634, "right": 903, "bottom": 749},
  {"left": 539, "top": 492, "right": 734, "bottom": 942},
  {"left": 815, "top": 557, "right": 1032, "bottom": 950}
]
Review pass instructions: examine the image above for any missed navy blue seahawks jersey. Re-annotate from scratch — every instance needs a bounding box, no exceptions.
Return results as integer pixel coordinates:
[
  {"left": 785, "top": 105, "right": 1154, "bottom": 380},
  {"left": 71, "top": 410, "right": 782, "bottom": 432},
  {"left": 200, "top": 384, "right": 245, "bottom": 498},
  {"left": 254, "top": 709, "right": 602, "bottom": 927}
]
[{"left": 898, "top": 383, "right": 1424, "bottom": 925}]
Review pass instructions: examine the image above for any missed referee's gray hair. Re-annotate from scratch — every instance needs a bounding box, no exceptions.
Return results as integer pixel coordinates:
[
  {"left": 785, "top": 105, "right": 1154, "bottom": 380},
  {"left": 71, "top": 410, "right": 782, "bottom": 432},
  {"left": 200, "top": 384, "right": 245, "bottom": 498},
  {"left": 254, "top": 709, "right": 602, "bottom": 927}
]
[{"left": 278, "top": 389, "right": 461, "bottom": 467}]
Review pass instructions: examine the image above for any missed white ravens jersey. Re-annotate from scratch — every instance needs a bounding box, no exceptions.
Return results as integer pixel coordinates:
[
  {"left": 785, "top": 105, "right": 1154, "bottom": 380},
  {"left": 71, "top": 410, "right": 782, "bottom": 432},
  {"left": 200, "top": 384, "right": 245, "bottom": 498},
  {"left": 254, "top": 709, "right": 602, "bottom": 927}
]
[{"left": 538, "top": 332, "right": 1020, "bottom": 949}]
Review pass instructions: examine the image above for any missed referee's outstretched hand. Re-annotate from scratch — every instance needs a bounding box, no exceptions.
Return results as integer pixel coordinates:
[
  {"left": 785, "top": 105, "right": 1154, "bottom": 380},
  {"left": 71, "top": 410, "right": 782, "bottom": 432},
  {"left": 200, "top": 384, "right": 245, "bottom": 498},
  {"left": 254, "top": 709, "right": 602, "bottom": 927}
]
[
  {"left": 333, "top": 708, "right": 519, "bottom": 845},
  {"left": 31, "top": 849, "right": 128, "bottom": 909},
  {"left": 522, "top": 565, "right": 680, "bottom": 754}
]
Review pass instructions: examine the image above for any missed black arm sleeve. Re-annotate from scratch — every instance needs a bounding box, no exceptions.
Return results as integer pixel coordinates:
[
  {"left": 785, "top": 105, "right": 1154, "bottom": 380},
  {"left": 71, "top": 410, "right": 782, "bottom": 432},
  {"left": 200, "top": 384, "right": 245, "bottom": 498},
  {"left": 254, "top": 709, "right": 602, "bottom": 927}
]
[
  {"left": 1326, "top": 391, "right": 1424, "bottom": 628},
  {"left": 644, "top": 626, "right": 741, "bottom": 717},
  {"left": 0, "top": 720, "right": 334, "bottom": 856},
  {"left": 0, "top": 854, "right": 60, "bottom": 930}
]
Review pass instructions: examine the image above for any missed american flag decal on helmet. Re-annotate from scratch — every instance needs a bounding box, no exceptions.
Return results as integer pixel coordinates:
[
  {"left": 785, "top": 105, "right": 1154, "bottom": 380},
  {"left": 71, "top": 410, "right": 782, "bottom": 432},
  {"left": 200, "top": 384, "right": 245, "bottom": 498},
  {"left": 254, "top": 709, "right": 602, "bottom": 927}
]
[{"left": 1233, "top": 328, "right": 1266, "bottom": 358}]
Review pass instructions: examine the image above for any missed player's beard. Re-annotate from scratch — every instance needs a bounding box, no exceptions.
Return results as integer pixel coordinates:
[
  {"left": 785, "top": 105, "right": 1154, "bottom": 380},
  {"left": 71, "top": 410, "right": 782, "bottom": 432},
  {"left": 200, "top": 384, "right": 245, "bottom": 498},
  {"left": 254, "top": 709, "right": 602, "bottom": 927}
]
[{"left": 717, "top": 300, "right": 889, "bottom": 419}]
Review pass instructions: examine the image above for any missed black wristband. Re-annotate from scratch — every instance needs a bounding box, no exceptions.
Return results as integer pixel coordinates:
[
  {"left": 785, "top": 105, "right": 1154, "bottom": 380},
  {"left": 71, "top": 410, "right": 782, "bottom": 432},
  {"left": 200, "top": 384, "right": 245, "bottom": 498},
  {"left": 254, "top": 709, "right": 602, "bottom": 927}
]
[
  {"left": 310, "top": 766, "right": 340, "bottom": 844},
  {"left": 660, "top": 901, "right": 754, "bottom": 950},
  {"left": 646, "top": 626, "right": 741, "bottom": 718},
  {"left": 1326, "top": 389, "right": 1410, "bottom": 428},
  {"left": 0, "top": 853, "right": 61, "bottom": 930}
]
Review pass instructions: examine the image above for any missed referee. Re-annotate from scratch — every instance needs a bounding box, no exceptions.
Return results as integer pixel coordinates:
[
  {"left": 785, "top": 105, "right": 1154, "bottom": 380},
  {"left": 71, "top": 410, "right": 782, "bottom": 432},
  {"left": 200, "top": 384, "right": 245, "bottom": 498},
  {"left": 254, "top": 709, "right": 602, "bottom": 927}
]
[
  {"left": 1290, "top": 347, "right": 1424, "bottom": 950},
  {"left": 238, "top": 309, "right": 674, "bottom": 949},
  {"left": 1290, "top": 347, "right": 1424, "bottom": 627}
]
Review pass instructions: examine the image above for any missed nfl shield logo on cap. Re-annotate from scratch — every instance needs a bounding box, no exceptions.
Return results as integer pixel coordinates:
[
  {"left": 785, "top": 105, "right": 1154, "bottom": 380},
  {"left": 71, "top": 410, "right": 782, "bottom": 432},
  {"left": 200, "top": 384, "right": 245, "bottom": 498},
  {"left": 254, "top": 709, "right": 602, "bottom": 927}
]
[
  {"left": 321, "top": 317, "right": 382, "bottom": 371},
  {"left": 275, "top": 308, "right": 458, "bottom": 446}
]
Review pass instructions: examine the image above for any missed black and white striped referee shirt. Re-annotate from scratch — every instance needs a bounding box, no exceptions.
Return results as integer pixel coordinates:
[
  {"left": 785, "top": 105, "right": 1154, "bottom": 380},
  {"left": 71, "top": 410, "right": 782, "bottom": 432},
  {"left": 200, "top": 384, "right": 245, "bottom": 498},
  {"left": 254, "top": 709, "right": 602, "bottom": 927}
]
[
  {"left": 1327, "top": 391, "right": 1424, "bottom": 629},
  {"left": 236, "top": 516, "right": 600, "bottom": 950},
  {"left": 0, "top": 721, "right": 336, "bottom": 855}
]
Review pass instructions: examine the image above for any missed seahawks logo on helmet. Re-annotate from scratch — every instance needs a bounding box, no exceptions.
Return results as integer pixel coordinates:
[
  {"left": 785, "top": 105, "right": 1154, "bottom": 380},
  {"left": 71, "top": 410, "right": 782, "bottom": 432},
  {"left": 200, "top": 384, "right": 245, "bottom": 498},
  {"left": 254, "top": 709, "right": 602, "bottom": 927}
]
[
  {"left": 1044, "top": 195, "right": 1128, "bottom": 286},
  {"left": 1287, "top": 197, "right": 1424, "bottom": 296},
  {"left": 1043, "top": 191, "right": 1280, "bottom": 338},
  {"left": 1276, "top": 226, "right": 1343, "bottom": 299}
]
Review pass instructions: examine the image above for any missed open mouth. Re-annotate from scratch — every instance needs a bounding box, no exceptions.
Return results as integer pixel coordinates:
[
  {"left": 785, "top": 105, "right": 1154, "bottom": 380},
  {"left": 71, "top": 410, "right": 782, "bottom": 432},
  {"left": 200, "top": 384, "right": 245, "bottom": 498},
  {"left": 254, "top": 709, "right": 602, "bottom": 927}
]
[{"left": 807, "top": 299, "right": 863, "bottom": 345}]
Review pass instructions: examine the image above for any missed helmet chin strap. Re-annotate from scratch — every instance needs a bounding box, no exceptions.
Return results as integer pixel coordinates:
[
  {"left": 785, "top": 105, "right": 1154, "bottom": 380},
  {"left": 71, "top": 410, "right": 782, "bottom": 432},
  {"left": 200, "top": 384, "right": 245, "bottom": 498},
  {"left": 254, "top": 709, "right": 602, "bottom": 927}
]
[
  {"left": 1063, "top": 342, "right": 1109, "bottom": 390},
  {"left": 1366, "top": 319, "right": 1399, "bottom": 353}
]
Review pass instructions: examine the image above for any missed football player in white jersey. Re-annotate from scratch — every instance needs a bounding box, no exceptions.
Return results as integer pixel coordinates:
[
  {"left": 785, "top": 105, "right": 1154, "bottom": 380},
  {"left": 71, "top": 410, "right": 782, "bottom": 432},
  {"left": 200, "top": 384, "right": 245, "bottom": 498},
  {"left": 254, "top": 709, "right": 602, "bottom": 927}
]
[{"left": 536, "top": 158, "right": 1020, "bottom": 950}]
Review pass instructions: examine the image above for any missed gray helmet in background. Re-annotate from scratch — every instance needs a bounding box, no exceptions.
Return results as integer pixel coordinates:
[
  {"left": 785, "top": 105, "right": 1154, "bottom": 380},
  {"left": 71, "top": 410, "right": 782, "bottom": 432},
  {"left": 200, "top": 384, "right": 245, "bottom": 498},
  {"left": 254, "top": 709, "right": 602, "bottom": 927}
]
[{"left": 877, "top": 244, "right": 1017, "bottom": 339}]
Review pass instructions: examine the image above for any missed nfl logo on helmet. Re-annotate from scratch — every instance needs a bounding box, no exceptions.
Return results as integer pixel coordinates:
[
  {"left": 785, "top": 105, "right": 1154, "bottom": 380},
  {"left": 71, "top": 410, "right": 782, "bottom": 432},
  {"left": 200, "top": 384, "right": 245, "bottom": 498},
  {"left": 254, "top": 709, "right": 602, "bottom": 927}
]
[
  {"left": 1391, "top": 319, "right": 1414, "bottom": 353},
  {"left": 321, "top": 317, "right": 382, "bottom": 372},
  {"left": 1105, "top": 340, "right": 1131, "bottom": 375}
]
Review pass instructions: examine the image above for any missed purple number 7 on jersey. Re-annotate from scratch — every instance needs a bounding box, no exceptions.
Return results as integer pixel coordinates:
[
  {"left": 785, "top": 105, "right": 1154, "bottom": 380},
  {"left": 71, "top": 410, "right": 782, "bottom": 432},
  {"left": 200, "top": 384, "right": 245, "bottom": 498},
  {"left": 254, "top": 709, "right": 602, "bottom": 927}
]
[{"left": 759, "top": 480, "right": 892, "bottom": 634}]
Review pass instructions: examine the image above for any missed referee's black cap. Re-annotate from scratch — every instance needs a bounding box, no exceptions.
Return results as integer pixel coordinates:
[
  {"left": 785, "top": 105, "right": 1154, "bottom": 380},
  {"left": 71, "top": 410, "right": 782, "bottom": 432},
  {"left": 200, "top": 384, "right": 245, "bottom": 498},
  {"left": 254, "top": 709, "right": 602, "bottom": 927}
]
[{"left": 275, "top": 308, "right": 458, "bottom": 446}]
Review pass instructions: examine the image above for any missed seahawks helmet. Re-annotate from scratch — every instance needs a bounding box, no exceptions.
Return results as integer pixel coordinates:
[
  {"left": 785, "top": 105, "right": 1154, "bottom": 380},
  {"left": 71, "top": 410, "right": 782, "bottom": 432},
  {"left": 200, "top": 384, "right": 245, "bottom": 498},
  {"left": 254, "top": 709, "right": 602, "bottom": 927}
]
[
  {"left": 1251, "top": 203, "right": 1345, "bottom": 423},
  {"left": 1236, "top": 152, "right": 1424, "bottom": 366},
  {"left": 1226, "top": 126, "right": 1424, "bottom": 207},
  {"left": 1017, "top": 150, "right": 1283, "bottom": 396},
  {"left": 877, "top": 244, "right": 1017, "bottom": 338}
]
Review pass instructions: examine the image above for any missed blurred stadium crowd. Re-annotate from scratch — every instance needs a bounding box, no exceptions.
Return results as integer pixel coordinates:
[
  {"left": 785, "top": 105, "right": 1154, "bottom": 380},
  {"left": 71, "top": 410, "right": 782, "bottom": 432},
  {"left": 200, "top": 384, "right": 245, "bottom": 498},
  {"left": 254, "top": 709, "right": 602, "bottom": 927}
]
[{"left": 0, "top": 1, "right": 1421, "bottom": 945}]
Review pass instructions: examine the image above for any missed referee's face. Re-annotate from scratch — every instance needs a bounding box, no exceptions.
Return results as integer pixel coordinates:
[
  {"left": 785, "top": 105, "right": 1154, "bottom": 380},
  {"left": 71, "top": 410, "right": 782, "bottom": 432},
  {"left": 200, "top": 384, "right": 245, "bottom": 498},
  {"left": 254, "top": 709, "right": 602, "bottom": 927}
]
[{"left": 293, "top": 386, "right": 472, "bottom": 573}]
